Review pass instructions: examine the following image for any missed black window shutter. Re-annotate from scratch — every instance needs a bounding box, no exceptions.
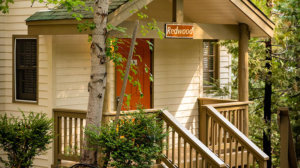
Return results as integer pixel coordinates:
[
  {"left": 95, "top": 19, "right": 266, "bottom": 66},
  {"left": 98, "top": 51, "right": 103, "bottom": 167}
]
[{"left": 15, "top": 39, "right": 37, "bottom": 101}]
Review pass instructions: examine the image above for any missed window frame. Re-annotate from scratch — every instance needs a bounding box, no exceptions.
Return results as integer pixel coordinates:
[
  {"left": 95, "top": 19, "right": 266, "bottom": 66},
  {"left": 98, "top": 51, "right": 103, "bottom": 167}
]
[
  {"left": 12, "top": 35, "right": 39, "bottom": 104},
  {"left": 203, "top": 40, "right": 220, "bottom": 89}
]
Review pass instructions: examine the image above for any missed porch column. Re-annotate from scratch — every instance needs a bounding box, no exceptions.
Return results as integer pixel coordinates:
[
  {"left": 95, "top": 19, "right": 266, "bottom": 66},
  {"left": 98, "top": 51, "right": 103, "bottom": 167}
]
[
  {"left": 172, "top": 0, "right": 183, "bottom": 23},
  {"left": 238, "top": 23, "right": 249, "bottom": 101}
]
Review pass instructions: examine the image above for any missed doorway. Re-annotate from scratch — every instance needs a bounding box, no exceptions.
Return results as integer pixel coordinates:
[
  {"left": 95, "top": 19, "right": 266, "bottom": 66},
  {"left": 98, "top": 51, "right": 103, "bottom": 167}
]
[{"left": 116, "top": 39, "right": 152, "bottom": 110}]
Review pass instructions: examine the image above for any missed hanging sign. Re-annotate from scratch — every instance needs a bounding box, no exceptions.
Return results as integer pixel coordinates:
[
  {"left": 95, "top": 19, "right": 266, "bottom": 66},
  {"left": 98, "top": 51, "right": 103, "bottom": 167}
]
[{"left": 165, "top": 24, "right": 194, "bottom": 39}]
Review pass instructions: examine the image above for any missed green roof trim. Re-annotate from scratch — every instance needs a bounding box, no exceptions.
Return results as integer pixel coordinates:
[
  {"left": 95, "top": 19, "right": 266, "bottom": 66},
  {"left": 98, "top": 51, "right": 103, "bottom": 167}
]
[{"left": 26, "top": 0, "right": 129, "bottom": 22}]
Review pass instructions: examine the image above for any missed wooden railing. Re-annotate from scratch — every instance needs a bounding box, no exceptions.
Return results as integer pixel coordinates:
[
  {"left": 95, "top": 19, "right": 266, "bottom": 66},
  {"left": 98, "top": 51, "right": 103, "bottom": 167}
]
[
  {"left": 159, "top": 110, "right": 226, "bottom": 168},
  {"left": 198, "top": 98, "right": 237, "bottom": 143},
  {"left": 203, "top": 104, "right": 269, "bottom": 168},
  {"left": 53, "top": 108, "right": 86, "bottom": 167},
  {"left": 53, "top": 108, "right": 227, "bottom": 168},
  {"left": 53, "top": 108, "right": 159, "bottom": 167}
]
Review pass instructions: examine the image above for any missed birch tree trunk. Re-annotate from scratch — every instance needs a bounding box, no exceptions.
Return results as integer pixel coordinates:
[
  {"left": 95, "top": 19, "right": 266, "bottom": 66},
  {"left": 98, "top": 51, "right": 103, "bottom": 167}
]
[{"left": 80, "top": 0, "right": 109, "bottom": 164}]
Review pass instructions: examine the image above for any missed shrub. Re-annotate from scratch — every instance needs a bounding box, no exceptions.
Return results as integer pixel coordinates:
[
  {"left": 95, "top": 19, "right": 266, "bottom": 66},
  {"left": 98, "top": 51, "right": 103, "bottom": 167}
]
[
  {"left": 0, "top": 112, "right": 53, "bottom": 168},
  {"left": 86, "top": 109, "right": 166, "bottom": 168}
]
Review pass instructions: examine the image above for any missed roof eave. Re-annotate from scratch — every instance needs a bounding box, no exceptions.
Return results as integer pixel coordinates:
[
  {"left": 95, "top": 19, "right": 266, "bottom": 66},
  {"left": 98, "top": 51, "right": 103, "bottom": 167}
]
[{"left": 230, "top": 0, "right": 275, "bottom": 37}]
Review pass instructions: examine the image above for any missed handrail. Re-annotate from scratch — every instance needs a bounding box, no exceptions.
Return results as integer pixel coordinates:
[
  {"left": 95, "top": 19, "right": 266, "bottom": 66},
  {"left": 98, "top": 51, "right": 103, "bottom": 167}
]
[
  {"left": 204, "top": 105, "right": 268, "bottom": 168},
  {"left": 206, "top": 101, "right": 251, "bottom": 108},
  {"left": 160, "top": 110, "right": 227, "bottom": 168}
]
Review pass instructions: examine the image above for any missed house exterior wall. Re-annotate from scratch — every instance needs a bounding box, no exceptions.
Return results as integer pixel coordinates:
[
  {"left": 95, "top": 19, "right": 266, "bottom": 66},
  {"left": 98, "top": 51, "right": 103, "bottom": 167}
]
[
  {"left": 52, "top": 35, "right": 116, "bottom": 111},
  {"left": 153, "top": 39, "right": 203, "bottom": 136},
  {"left": 219, "top": 46, "right": 232, "bottom": 95},
  {"left": 0, "top": 0, "right": 53, "bottom": 167},
  {"left": 53, "top": 35, "right": 90, "bottom": 110}
]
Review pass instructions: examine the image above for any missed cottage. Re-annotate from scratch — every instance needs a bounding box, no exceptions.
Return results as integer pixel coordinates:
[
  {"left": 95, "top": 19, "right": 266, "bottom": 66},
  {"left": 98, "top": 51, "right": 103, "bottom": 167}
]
[{"left": 0, "top": 0, "right": 274, "bottom": 167}]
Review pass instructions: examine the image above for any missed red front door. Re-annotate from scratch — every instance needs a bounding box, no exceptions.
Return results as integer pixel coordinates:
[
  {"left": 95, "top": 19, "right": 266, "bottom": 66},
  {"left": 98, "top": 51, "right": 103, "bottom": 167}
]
[{"left": 116, "top": 39, "right": 152, "bottom": 110}]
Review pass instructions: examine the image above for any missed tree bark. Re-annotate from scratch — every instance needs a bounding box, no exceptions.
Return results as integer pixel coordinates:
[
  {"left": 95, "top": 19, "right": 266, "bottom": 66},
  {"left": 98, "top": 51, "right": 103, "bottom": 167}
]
[
  {"left": 263, "top": 39, "right": 272, "bottom": 168},
  {"left": 80, "top": 0, "right": 109, "bottom": 165}
]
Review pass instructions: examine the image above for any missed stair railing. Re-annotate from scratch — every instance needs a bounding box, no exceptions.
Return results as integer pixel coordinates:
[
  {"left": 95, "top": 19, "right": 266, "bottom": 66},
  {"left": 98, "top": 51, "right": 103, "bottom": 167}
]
[
  {"left": 159, "top": 110, "right": 227, "bottom": 168},
  {"left": 203, "top": 104, "right": 269, "bottom": 168}
]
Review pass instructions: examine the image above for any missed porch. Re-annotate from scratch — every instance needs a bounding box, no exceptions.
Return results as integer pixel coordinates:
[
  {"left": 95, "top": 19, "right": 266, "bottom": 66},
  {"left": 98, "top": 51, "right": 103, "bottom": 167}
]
[
  {"left": 52, "top": 98, "right": 268, "bottom": 168},
  {"left": 23, "top": 0, "right": 275, "bottom": 167}
]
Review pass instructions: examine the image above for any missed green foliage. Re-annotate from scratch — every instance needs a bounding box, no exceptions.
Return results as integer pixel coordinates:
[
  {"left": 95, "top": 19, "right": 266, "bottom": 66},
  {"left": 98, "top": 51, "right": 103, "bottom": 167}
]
[
  {"left": 217, "top": 0, "right": 300, "bottom": 166},
  {"left": 0, "top": 0, "right": 13, "bottom": 13},
  {"left": 86, "top": 109, "right": 166, "bottom": 168},
  {"left": 0, "top": 112, "right": 54, "bottom": 168}
]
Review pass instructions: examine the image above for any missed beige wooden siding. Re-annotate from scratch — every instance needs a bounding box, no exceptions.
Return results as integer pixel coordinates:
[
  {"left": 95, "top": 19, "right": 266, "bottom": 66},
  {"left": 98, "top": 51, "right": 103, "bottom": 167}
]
[
  {"left": 53, "top": 35, "right": 90, "bottom": 110},
  {"left": 219, "top": 46, "right": 232, "bottom": 96},
  {"left": 153, "top": 39, "right": 202, "bottom": 137},
  {"left": 53, "top": 35, "right": 116, "bottom": 111},
  {"left": 0, "top": 0, "right": 53, "bottom": 167}
]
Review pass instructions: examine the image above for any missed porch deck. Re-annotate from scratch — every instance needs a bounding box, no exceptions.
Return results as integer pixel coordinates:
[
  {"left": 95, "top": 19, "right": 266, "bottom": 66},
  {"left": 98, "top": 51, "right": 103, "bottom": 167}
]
[{"left": 52, "top": 98, "right": 268, "bottom": 168}]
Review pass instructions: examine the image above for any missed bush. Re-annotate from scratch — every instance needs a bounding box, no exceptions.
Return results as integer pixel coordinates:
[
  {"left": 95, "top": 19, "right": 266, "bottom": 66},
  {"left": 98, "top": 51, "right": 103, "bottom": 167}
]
[
  {"left": 86, "top": 109, "right": 166, "bottom": 168},
  {"left": 0, "top": 112, "right": 53, "bottom": 168}
]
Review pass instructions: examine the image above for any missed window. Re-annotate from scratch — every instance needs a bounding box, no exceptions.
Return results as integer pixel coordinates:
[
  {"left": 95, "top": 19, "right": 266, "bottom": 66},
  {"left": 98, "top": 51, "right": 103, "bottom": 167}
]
[
  {"left": 14, "top": 36, "right": 38, "bottom": 102},
  {"left": 203, "top": 41, "right": 219, "bottom": 87}
]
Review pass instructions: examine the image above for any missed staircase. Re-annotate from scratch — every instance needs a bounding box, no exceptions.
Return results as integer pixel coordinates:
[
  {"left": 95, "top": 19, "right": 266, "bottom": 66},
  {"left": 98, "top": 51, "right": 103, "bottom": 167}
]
[{"left": 52, "top": 98, "right": 269, "bottom": 168}]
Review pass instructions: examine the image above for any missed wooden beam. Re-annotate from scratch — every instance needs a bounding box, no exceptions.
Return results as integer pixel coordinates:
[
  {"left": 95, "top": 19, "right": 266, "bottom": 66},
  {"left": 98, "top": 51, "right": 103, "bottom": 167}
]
[
  {"left": 108, "top": 0, "right": 154, "bottom": 27},
  {"left": 172, "top": 0, "right": 184, "bottom": 23},
  {"left": 238, "top": 23, "right": 249, "bottom": 101},
  {"left": 230, "top": 0, "right": 274, "bottom": 37},
  {"left": 28, "top": 20, "right": 240, "bottom": 39}
]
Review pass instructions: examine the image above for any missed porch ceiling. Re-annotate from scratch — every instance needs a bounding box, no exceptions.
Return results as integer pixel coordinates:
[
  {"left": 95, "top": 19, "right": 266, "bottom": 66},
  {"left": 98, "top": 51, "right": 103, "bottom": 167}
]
[{"left": 183, "top": 0, "right": 274, "bottom": 37}]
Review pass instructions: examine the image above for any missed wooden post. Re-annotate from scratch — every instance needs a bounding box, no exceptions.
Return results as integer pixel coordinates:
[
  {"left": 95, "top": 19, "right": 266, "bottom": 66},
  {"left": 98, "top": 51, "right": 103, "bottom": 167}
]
[
  {"left": 198, "top": 99, "right": 208, "bottom": 145},
  {"left": 238, "top": 23, "right": 249, "bottom": 102},
  {"left": 172, "top": 0, "right": 184, "bottom": 23},
  {"left": 278, "top": 108, "right": 298, "bottom": 168}
]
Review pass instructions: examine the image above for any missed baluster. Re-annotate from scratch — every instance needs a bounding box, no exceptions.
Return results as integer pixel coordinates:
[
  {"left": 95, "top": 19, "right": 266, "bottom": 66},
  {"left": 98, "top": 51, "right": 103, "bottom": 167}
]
[
  {"left": 64, "top": 117, "right": 67, "bottom": 155},
  {"left": 75, "top": 118, "right": 78, "bottom": 155},
  {"left": 58, "top": 116, "right": 62, "bottom": 155},
  {"left": 224, "top": 130, "right": 227, "bottom": 164},
  {"left": 190, "top": 145, "right": 192, "bottom": 168},
  {"left": 229, "top": 136, "right": 233, "bottom": 168},
  {"left": 218, "top": 125, "right": 221, "bottom": 157},
  {"left": 241, "top": 146, "right": 244, "bottom": 168},
  {"left": 206, "top": 115, "right": 210, "bottom": 146},
  {"left": 252, "top": 157, "right": 256, "bottom": 168},
  {"left": 234, "top": 110, "right": 237, "bottom": 128},
  {"left": 196, "top": 152, "right": 199, "bottom": 168},
  {"left": 202, "top": 158, "right": 205, "bottom": 168},
  {"left": 166, "top": 124, "right": 170, "bottom": 158},
  {"left": 69, "top": 117, "right": 73, "bottom": 154},
  {"left": 237, "top": 110, "right": 240, "bottom": 129},
  {"left": 235, "top": 141, "right": 238, "bottom": 168},
  {"left": 80, "top": 119, "right": 83, "bottom": 153},
  {"left": 172, "top": 128, "right": 175, "bottom": 163},
  {"left": 184, "top": 140, "right": 186, "bottom": 168},
  {"left": 247, "top": 151, "right": 250, "bottom": 168},
  {"left": 240, "top": 109, "right": 243, "bottom": 131},
  {"left": 178, "top": 135, "right": 181, "bottom": 168},
  {"left": 212, "top": 120, "right": 215, "bottom": 152},
  {"left": 229, "top": 110, "right": 232, "bottom": 124}
]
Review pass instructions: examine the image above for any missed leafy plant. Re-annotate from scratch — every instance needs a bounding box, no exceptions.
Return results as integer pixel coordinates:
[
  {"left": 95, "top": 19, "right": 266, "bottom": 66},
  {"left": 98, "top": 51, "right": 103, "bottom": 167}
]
[
  {"left": 0, "top": 112, "right": 54, "bottom": 168},
  {"left": 86, "top": 109, "right": 166, "bottom": 168}
]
